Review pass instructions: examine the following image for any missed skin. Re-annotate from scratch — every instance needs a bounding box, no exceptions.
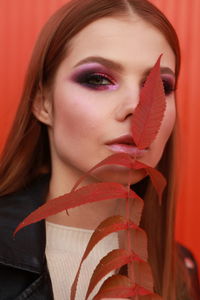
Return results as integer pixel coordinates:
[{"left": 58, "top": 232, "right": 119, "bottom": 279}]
[{"left": 34, "top": 15, "right": 176, "bottom": 230}]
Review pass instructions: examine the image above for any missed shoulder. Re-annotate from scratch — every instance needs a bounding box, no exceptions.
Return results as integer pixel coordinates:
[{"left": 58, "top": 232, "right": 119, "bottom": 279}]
[
  {"left": 0, "top": 173, "right": 50, "bottom": 224},
  {"left": 0, "top": 174, "right": 53, "bottom": 299},
  {"left": 0, "top": 173, "right": 50, "bottom": 206},
  {"left": 177, "top": 243, "right": 199, "bottom": 273},
  {"left": 0, "top": 174, "right": 50, "bottom": 272}
]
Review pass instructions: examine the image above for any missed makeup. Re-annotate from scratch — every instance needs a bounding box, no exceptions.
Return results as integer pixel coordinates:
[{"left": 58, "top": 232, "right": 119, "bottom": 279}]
[
  {"left": 161, "top": 74, "right": 175, "bottom": 95},
  {"left": 105, "top": 134, "right": 148, "bottom": 158},
  {"left": 47, "top": 15, "right": 176, "bottom": 190},
  {"left": 141, "top": 73, "right": 175, "bottom": 96},
  {"left": 71, "top": 62, "right": 118, "bottom": 91},
  {"left": 106, "top": 144, "right": 148, "bottom": 158}
]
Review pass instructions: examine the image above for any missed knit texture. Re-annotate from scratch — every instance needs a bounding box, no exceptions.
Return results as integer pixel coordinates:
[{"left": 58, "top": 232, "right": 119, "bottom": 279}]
[{"left": 45, "top": 221, "right": 119, "bottom": 300}]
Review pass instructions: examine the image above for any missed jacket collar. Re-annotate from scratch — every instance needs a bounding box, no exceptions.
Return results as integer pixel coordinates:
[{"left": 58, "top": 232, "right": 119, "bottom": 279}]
[{"left": 0, "top": 174, "right": 50, "bottom": 274}]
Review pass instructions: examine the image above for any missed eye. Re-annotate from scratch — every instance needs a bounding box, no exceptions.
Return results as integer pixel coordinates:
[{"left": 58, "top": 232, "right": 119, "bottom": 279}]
[
  {"left": 76, "top": 72, "right": 116, "bottom": 90},
  {"left": 162, "top": 78, "right": 175, "bottom": 96},
  {"left": 141, "top": 77, "right": 175, "bottom": 96}
]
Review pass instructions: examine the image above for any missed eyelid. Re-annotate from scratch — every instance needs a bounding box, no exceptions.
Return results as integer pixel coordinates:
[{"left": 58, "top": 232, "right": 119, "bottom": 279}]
[
  {"left": 140, "top": 74, "right": 175, "bottom": 97},
  {"left": 89, "top": 72, "right": 117, "bottom": 84},
  {"left": 161, "top": 75, "right": 176, "bottom": 96},
  {"left": 71, "top": 63, "right": 118, "bottom": 80},
  {"left": 71, "top": 69, "right": 119, "bottom": 91},
  {"left": 162, "top": 74, "right": 175, "bottom": 84},
  {"left": 140, "top": 74, "right": 176, "bottom": 87}
]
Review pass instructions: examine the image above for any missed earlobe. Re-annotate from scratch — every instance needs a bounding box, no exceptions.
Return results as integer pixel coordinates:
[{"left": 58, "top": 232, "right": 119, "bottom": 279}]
[{"left": 32, "top": 92, "right": 53, "bottom": 126}]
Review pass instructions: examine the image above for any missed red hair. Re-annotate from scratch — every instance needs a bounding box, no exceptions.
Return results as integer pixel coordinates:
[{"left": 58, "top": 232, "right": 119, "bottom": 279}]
[
  {"left": 0, "top": 0, "right": 186, "bottom": 299},
  {"left": 0, "top": 0, "right": 180, "bottom": 195}
]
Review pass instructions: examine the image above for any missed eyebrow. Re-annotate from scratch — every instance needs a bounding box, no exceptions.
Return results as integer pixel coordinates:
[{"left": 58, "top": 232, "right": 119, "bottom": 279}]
[
  {"left": 74, "top": 56, "right": 175, "bottom": 78},
  {"left": 74, "top": 56, "right": 123, "bottom": 72},
  {"left": 145, "top": 67, "right": 175, "bottom": 78}
]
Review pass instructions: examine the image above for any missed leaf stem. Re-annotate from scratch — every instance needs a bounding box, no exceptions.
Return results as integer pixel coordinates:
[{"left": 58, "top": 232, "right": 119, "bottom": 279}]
[{"left": 126, "top": 169, "right": 135, "bottom": 285}]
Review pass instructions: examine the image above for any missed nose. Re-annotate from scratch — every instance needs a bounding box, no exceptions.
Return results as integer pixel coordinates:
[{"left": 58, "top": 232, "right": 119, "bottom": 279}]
[{"left": 115, "top": 83, "right": 140, "bottom": 122}]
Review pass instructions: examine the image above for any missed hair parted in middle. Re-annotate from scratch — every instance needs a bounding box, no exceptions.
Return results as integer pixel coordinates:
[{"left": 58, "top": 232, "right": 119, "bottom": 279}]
[{"left": 0, "top": 1, "right": 185, "bottom": 299}]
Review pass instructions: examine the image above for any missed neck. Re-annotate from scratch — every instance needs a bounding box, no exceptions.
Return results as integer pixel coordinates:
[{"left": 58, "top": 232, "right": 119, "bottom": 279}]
[
  {"left": 46, "top": 165, "right": 123, "bottom": 230},
  {"left": 46, "top": 198, "right": 122, "bottom": 230}
]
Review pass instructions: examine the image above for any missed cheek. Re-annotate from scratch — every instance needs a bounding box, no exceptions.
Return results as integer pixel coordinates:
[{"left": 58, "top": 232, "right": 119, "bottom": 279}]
[
  {"left": 161, "top": 99, "right": 176, "bottom": 143},
  {"left": 146, "top": 99, "right": 176, "bottom": 167},
  {"left": 51, "top": 87, "right": 107, "bottom": 152}
]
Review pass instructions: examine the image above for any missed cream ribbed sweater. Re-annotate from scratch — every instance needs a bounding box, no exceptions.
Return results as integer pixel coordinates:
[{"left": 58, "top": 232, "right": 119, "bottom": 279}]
[{"left": 45, "top": 221, "right": 119, "bottom": 300}]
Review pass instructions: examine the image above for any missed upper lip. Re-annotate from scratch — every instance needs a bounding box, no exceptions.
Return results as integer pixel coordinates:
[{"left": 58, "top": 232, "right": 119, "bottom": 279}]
[{"left": 106, "top": 134, "right": 136, "bottom": 146}]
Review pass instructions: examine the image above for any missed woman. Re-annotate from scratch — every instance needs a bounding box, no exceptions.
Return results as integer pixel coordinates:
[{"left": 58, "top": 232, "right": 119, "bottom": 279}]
[{"left": 0, "top": 0, "right": 199, "bottom": 299}]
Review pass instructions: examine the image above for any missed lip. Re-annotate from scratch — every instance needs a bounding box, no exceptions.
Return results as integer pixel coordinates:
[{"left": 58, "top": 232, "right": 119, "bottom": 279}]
[{"left": 105, "top": 134, "right": 148, "bottom": 158}]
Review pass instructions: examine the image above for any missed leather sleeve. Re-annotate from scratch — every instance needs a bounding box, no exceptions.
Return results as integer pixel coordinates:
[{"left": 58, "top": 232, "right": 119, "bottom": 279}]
[
  {"left": 178, "top": 244, "right": 200, "bottom": 299},
  {"left": 0, "top": 263, "right": 53, "bottom": 300},
  {"left": 0, "top": 263, "right": 38, "bottom": 299}
]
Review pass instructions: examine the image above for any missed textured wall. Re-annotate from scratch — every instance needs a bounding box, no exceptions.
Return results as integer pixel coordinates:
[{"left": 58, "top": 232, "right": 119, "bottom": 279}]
[
  {"left": 0, "top": 0, "right": 200, "bottom": 266},
  {"left": 151, "top": 0, "right": 200, "bottom": 266}
]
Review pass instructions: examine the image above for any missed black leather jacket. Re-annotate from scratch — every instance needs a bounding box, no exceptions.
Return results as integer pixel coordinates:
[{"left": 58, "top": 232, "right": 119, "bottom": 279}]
[
  {"left": 0, "top": 175, "right": 53, "bottom": 299},
  {"left": 0, "top": 175, "right": 199, "bottom": 299}
]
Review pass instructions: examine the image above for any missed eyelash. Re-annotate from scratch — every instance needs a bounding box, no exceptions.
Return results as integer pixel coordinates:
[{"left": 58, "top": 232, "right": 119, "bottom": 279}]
[
  {"left": 161, "top": 78, "right": 175, "bottom": 96},
  {"left": 76, "top": 72, "right": 115, "bottom": 90},
  {"left": 141, "top": 78, "right": 175, "bottom": 96},
  {"left": 76, "top": 72, "right": 175, "bottom": 95}
]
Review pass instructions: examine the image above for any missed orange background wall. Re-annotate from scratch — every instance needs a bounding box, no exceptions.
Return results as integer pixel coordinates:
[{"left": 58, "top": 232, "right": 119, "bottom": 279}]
[{"left": 0, "top": 0, "right": 200, "bottom": 267}]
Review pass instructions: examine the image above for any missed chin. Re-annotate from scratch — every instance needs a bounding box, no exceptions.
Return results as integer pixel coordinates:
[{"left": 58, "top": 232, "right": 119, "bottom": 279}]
[{"left": 91, "top": 165, "right": 147, "bottom": 186}]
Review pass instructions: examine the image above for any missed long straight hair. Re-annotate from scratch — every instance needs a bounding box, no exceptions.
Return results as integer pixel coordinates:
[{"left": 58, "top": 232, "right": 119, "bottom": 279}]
[{"left": 0, "top": 0, "right": 184, "bottom": 299}]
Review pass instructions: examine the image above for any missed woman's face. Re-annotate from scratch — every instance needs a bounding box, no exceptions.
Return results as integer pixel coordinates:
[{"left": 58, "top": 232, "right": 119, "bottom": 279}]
[{"left": 46, "top": 16, "right": 176, "bottom": 187}]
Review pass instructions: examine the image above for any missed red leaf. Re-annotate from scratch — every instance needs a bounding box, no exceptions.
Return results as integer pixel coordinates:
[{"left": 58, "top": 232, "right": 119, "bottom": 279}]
[
  {"left": 85, "top": 249, "right": 145, "bottom": 299},
  {"left": 134, "top": 161, "right": 167, "bottom": 204},
  {"left": 129, "top": 196, "right": 144, "bottom": 226},
  {"left": 70, "top": 215, "right": 144, "bottom": 300},
  {"left": 71, "top": 153, "right": 135, "bottom": 192},
  {"left": 14, "top": 182, "right": 139, "bottom": 235},
  {"left": 133, "top": 259, "right": 154, "bottom": 292},
  {"left": 71, "top": 153, "right": 166, "bottom": 204},
  {"left": 131, "top": 54, "right": 166, "bottom": 149},
  {"left": 92, "top": 275, "right": 152, "bottom": 299}
]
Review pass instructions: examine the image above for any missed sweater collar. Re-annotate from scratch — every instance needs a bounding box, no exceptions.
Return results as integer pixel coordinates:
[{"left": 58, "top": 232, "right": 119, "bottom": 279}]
[{"left": 0, "top": 174, "right": 50, "bottom": 274}]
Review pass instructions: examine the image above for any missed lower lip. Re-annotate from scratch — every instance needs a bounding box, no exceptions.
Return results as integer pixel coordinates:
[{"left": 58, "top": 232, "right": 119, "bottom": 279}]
[{"left": 106, "top": 144, "right": 147, "bottom": 158}]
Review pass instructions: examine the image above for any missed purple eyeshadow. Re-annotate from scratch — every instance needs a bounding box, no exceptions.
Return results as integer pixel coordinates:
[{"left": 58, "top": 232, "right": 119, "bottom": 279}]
[
  {"left": 161, "top": 74, "right": 176, "bottom": 95},
  {"left": 70, "top": 62, "right": 175, "bottom": 95},
  {"left": 70, "top": 63, "right": 118, "bottom": 91}
]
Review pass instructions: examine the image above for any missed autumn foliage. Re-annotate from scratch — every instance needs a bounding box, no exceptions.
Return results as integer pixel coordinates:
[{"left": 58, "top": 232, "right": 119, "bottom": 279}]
[{"left": 14, "top": 55, "right": 167, "bottom": 299}]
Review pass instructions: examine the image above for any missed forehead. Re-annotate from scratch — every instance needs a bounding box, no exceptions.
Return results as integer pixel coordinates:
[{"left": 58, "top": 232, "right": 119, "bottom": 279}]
[{"left": 63, "top": 16, "right": 175, "bottom": 72}]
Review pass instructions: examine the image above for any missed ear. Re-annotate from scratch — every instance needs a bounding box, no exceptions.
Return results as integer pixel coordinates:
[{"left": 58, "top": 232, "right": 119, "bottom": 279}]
[{"left": 32, "top": 91, "right": 53, "bottom": 126}]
